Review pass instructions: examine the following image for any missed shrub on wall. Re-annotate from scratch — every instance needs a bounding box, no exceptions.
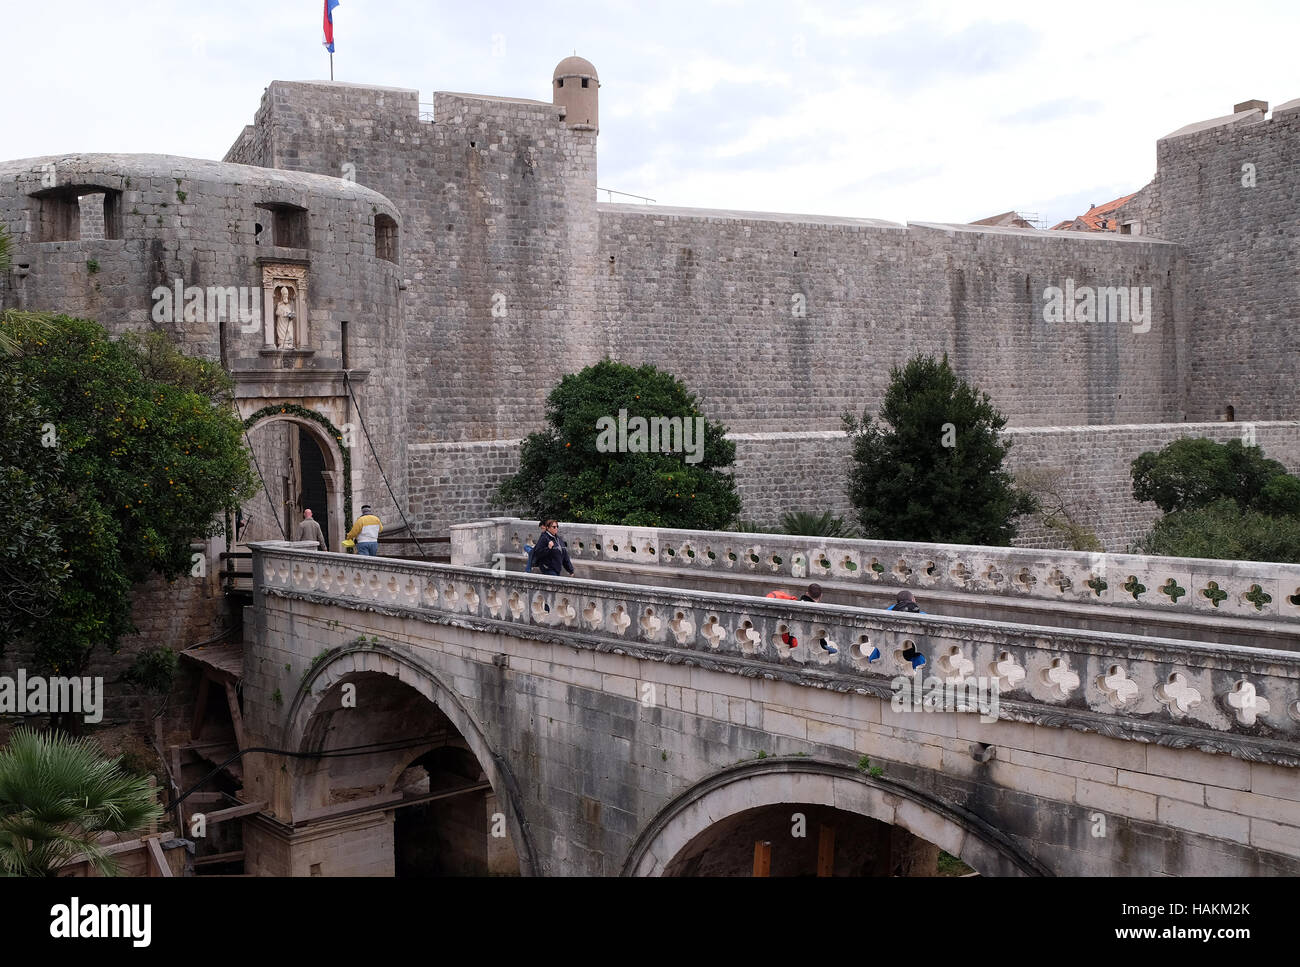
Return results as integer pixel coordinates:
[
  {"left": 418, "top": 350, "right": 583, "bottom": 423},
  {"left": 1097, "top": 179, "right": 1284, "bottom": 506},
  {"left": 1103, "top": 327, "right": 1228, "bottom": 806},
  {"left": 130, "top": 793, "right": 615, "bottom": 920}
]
[
  {"left": 496, "top": 359, "right": 742, "bottom": 529},
  {"left": 1131, "top": 437, "right": 1300, "bottom": 562},
  {"left": 844, "top": 354, "right": 1035, "bottom": 546}
]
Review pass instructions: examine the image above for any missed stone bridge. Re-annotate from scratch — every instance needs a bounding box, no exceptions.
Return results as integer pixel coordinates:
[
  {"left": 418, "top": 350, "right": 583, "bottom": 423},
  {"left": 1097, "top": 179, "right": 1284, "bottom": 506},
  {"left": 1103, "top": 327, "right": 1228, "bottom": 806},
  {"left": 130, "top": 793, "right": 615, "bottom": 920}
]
[{"left": 234, "top": 521, "right": 1300, "bottom": 876}]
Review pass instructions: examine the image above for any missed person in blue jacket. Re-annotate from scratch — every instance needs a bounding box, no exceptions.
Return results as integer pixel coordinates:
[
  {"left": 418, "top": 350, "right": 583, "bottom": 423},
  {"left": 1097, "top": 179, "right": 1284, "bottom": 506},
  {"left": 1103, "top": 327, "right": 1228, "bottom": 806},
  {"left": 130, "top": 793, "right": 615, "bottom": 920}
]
[{"left": 865, "top": 590, "right": 927, "bottom": 668}]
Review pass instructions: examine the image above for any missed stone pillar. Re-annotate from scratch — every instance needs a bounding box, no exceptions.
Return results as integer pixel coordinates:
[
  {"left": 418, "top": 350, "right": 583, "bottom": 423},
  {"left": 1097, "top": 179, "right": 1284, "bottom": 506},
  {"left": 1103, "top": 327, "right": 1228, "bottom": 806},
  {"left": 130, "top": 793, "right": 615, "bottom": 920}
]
[{"left": 243, "top": 809, "right": 395, "bottom": 877}]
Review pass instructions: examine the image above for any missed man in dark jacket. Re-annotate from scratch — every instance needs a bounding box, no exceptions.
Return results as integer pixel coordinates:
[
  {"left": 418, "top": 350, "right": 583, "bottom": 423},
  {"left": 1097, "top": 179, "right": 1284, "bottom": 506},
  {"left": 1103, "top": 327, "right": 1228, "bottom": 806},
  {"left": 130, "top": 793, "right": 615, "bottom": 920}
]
[{"left": 526, "top": 519, "right": 574, "bottom": 577}]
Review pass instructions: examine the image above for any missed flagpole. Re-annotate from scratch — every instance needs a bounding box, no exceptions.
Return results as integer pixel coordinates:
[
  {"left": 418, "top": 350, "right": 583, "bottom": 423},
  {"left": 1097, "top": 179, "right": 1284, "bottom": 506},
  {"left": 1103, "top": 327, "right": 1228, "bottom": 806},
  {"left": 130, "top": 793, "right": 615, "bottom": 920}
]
[{"left": 330, "top": 51, "right": 334, "bottom": 81}]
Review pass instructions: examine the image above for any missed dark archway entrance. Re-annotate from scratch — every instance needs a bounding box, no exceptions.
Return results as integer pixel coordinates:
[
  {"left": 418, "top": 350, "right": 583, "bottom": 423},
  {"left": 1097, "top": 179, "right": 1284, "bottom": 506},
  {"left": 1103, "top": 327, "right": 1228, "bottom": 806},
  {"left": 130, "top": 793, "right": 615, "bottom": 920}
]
[{"left": 664, "top": 802, "right": 948, "bottom": 876}]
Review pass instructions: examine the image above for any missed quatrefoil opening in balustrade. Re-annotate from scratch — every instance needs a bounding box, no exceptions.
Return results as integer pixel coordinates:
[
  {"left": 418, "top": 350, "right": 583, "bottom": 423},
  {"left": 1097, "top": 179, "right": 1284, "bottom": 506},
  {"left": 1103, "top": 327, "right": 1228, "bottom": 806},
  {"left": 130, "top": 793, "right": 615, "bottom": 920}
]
[
  {"left": 745, "top": 548, "right": 762, "bottom": 569},
  {"left": 679, "top": 543, "right": 696, "bottom": 563},
  {"left": 894, "top": 559, "right": 913, "bottom": 581},
  {"left": 1014, "top": 568, "right": 1037, "bottom": 592},
  {"left": 550, "top": 596, "right": 575, "bottom": 625},
  {"left": 936, "top": 646, "right": 974, "bottom": 682},
  {"left": 669, "top": 611, "right": 695, "bottom": 645},
  {"left": 462, "top": 587, "right": 480, "bottom": 612},
  {"left": 582, "top": 601, "right": 602, "bottom": 628},
  {"left": 813, "top": 628, "right": 838, "bottom": 659},
  {"left": 1154, "top": 672, "right": 1202, "bottom": 715},
  {"left": 767, "top": 553, "right": 784, "bottom": 572},
  {"left": 949, "top": 562, "right": 971, "bottom": 586},
  {"left": 1041, "top": 658, "right": 1080, "bottom": 699},
  {"left": 983, "top": 565, "right": 1005, "bottom": 588},
  {"left": 734, "top": 620, "right": 761, "bottom": 653},
  {"left": 774, "top": 623, "right": 799, "bottom": 652},
  {"left": 1226, "top": 680, "right": 1269, "bottom": 726},
  {"left": 608, "top": 605, "right": 632, "bottom": 636},
  {"left": 1201, "top": 581, "right": 1228, "bottom": 607},
  {"left": 485, "top": 588, "right": 503, "bottom": 617},
  {"left": 507, "top": 591, "right": 524, "bottom": 619},
  {"left": 869, "top": 558, "right": 885, "bottom": 577},
  {"left": 442, "top": 585, "right": 460, "bottom": 609},
  {"left": 840, "top": 555, "right": 859, "bottom": 574},
  {"left": 701, "top": 616, "right": 725, "bottom": 649},
  {"left": 639, "top": 606, "right": 663, "bottom": 638},
  {"left": 530, "top": 595, "right": 549, "bottom": 622},
  {"left": 791, "top": 554, "right": 807, "bottom": 578},
  {"left": 989, "top": 652, "right": 1026, "bottom": 692},
  {"left": 1086, "top": 575, "right": 1108, "bottom": 596},
  {"left": 1243, "top": 584, "right": 1272, "bottom": 612},
  {"left": 1048, "top": 568, "right": 1071, "bottom": 594},
  {"left": 1098, "top": 664, "right": 1141, "bottom": 708},
  {"left": 1159, "top": 578, "right": 1186, "bottom": 603},
  {"left": 1122, "top": 576, "right": 1147, "bottom": 601}
]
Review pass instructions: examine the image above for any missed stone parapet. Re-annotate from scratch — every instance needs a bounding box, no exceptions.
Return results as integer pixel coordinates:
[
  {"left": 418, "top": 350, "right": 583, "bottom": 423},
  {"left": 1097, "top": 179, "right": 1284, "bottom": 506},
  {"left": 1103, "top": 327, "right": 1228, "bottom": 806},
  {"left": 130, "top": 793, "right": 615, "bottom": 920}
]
[{"left": 253, "top": 541, "right": 1300, "bottom": 765}]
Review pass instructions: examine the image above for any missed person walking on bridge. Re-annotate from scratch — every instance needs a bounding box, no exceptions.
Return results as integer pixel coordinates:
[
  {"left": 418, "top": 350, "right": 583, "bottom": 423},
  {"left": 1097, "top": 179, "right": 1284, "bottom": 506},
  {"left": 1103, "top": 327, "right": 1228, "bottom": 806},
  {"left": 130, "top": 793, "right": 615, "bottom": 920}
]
[
  {"left": 347, "top": 504, "right": 383, "bottom": 557},
  {"left": 298, "top": 508, "right": 326, "bottom": 551}
]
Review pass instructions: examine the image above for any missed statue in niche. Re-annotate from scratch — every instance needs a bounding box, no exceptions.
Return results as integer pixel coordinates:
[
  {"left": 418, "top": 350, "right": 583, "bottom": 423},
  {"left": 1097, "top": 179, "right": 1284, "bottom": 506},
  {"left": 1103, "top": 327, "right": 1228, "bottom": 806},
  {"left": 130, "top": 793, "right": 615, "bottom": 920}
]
[{"left": 274, "top": 285, "right": 296, "bottom": 349}]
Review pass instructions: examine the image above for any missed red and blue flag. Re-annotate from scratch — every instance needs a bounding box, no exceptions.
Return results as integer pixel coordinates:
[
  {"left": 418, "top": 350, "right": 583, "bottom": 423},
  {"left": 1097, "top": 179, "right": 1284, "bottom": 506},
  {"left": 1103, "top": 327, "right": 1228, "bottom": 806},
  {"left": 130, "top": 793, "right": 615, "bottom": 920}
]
[{"left": 323, "top": 0, "right": 340, "bottom": 53}]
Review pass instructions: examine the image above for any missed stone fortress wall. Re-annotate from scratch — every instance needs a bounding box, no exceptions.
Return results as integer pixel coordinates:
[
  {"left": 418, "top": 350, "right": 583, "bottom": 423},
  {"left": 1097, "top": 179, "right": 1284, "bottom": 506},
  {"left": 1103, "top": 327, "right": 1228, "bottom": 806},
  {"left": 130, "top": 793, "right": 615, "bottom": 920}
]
[{"left": 2, "top": 65, "right": 1298, "bottom": 565}]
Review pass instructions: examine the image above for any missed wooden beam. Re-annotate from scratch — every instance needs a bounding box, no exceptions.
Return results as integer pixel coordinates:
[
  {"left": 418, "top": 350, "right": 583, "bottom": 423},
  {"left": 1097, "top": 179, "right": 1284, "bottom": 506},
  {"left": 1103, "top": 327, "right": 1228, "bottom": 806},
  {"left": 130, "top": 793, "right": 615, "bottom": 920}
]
[
  {"left": 144, "top": 835, "right": 173, "bottom": 878},
  {"left": 194, "top": 850, "right": 245, "bottom": 867},
  {"left": 817, "top": 824, "right": 836, "bottom": 877},
  {"left": 223, "top": 681, "right": 245, "bottom": 750},
  {"left": 752, "top": 840, "right": 772, "bottom": 877},
  {"left": 190, "top": 675, "right": 211, "bottom": 740},
  {"left": 201, "top": 801, "right": 267, "bottom": 825}
]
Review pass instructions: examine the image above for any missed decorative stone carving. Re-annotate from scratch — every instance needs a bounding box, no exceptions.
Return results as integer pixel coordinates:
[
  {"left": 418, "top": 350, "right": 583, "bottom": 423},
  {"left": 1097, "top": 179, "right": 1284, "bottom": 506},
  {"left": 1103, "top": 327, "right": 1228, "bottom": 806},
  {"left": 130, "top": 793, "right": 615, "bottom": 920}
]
[
  {"left": 1154, "top": 672, "right": 1202, "bottom": 715},
  {"left": 1042, "top": 658, "right": 1080, "bottom": 699},
  {"left": 701, "top": 616, "right": 725, "bottom": 649},
  {"left": 1098, "top": 664, "right": 1141, "bottom": 708},
  {"left": 582, "top": 600, "right": 602, "bottom": 628},
  {"left": 261, "top": 263, "right": 309, "bottom": 350},
  {"left": 669, "top": 611, "right": 695, "bottom": 645},
  {"left": 936, "top": 645, "right": 974, "bottom": 682},
  {"left": 1226, "top": 680, "right": 1269, "bottom": 726},
  {"left": 608, "top": 605, "right": 631, "bottom": 636},
  {"left": 990, "top": 651, "right": 1026, "bottom": 692},
  {"left": 638, "top": 606, "right": 662, "bottom": 638}
]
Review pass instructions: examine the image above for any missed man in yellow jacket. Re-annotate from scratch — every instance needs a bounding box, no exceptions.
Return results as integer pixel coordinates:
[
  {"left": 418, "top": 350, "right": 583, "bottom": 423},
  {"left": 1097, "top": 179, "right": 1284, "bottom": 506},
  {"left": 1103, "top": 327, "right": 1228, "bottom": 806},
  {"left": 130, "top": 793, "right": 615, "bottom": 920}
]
[{"left": 346, "top": 504, "right": 383, "bottom": 556}]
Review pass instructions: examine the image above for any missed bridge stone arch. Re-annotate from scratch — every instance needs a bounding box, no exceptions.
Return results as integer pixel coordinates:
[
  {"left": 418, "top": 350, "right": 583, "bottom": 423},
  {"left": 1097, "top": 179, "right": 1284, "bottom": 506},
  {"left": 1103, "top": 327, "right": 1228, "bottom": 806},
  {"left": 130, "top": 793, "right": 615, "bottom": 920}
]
[
  {"left": 284, "top": 641, "right": 540, "bottom": 876},
  {"left": 622, "top": 758, "right": 1052, "bottom": 877}
]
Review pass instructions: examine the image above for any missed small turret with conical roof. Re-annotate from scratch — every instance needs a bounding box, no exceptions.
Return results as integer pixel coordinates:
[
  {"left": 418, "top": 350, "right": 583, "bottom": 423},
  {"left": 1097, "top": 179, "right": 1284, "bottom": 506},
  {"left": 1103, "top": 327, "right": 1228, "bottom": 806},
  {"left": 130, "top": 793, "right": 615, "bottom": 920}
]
[{"left": 553, "top": 55, "right": 599, "bottom": 133}]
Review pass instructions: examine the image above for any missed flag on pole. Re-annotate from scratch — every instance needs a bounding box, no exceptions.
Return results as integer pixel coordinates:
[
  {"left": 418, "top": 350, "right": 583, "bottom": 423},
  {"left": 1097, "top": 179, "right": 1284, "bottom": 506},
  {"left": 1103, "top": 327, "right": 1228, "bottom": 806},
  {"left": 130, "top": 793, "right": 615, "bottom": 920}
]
[{"left": 323, "top": 0, "right": 340, "bottom": 53}]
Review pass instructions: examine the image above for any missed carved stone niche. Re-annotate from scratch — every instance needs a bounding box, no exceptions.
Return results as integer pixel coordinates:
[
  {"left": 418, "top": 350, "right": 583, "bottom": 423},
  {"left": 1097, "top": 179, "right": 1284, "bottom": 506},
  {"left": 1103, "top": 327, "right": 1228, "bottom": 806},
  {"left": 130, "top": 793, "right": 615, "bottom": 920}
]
[{"left": 262, "top": 264, "right": 309, "bottom": 351}]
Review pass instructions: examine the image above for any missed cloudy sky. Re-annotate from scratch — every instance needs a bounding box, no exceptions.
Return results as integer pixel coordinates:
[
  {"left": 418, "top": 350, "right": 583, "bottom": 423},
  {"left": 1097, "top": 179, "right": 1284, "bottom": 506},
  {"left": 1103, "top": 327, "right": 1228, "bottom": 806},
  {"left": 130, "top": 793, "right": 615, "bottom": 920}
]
[{"left": 7, "top": 0, "right": 1297, "bottom": 227}]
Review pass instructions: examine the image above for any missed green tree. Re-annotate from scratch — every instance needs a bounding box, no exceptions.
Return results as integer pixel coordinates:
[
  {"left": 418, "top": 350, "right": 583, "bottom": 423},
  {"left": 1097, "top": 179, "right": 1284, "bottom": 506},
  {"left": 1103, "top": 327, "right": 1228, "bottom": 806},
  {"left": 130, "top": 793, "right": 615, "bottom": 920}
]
[
  {"left": 497, "top": 359, "right": 742, "bottom": 528},
  {"left": 0, "top": 728, "right": 164, "bottom": 877},
  {"left": 0, "top": 313, "right": 257, "bottom": 677},
  {"left": 1130, "top": 437, "right": 1300, "bottom": 562},
  {"left": 1132, "top": 499, "right": 1300, "bottom": 563},
  {"left": 844, "top": 354, "right": 1035, "bottom": 545},
  {"left": 1131, "top": 437, "right": 1288, "bottom": 514}
]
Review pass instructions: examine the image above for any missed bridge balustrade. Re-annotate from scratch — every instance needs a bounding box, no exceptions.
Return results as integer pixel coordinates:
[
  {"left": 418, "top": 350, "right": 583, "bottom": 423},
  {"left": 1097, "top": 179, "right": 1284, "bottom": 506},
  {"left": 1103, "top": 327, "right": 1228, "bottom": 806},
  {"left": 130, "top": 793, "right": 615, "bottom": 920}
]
[
  {"left": 253, "top": 539, "right": 1300, "bottom": 767},
  {"left": 453, "top": 518, "right": 1300, "bottom": 624}
]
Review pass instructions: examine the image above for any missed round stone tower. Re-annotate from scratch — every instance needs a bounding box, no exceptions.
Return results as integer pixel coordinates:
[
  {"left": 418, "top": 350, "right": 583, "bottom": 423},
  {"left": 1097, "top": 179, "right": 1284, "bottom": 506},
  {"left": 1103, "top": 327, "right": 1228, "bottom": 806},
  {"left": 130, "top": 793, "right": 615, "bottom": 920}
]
[{"left": 552, "top": 55, "right": 599, "bottom": 133}]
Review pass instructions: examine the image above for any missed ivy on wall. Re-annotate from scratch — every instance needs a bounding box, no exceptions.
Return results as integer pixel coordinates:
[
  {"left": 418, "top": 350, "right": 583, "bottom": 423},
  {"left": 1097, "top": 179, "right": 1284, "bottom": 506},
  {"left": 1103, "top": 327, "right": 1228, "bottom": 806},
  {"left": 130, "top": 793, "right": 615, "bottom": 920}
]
[{"left": 243, "top": 403, "right": 354, "bottom": 529}]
